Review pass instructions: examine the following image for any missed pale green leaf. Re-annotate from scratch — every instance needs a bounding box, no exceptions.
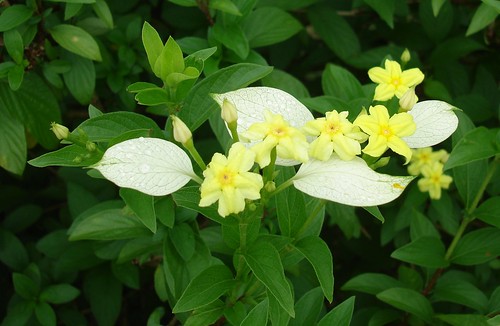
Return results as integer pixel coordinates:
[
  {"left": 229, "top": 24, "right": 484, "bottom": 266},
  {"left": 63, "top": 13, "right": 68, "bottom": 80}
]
[{"left": 49, "top": 24, "right": 102, "bottom": 61}]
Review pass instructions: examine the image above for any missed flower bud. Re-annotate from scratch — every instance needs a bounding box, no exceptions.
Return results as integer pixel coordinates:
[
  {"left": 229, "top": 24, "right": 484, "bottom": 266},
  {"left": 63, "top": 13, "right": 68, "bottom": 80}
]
[
  {"left": 171, "top": 115, "right": 192, "bottom": 145},
  {"left": 399, "top": 87, "right": 418, "bottom": 112},
  {"left": 221, "top": 99, "right": 238, "bottom": 124},
  {"left": 86, "top": 141, "right": 97, "bottom": 152},
  {"left": 401, "top": 48, "right": 411, "bottom": 64},
  {"left": 50, "top": 122, "right": 70, "bottom": 140}
]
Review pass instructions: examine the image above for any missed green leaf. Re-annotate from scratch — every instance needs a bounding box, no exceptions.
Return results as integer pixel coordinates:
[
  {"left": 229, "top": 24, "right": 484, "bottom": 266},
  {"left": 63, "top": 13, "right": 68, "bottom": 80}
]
[
  {"left": 173, "top": 264, "right": 234, "bottom": 313},
  {"left": 377, "top": 288, "right": 433, "bottom": 322},
  {"left": 28, "top": 144, "right": 101, "bottom": 167},
  {"left": 84, "top": 266, "right": 122, "bottom": 326},
  {"left": 13, "top": 273, "right": 39, "bottom": 300},
  {"left": 436, "top": 314, "right": 489, "bottom": 326},
  {"left": 73, "top": 111, "right": 163, "bottom": 142},
  {"left": 290, "top": 287, "right": 323, "bottom": 326},
  {"left": 0, "top": 73, "right": 61, "bottom": 149},
  {"left": 322, "top": 64, "right": 365, "bottom": 101},
  {"left": 420, "top": 0, "right": 453, "bottom": 42},
  {"left": 450, "top": 227, "right": 500, "bottom": 265},
  {"left": 35, "top": 302, "right": 56, "bottom": 326},
  {"left": 63, "top": 52, "right": 96, "bottom": 104},
  {"left": 147, "top": 307, "right": 166, "bottom": 326},
  {"left": 127, "top": 82, "right": 159, "bottom": 93},
  {"left": 134, "top": 88, "right": 171, "bottom": 106},
  {"left": 317, "top": 296, "right": 355, "bottom": 326},
  {"left": 40, "top": 284, "right": 80, "bottom": 304},
  {"left": 364, "top": 0, "right": 395, "bottom": 28},
  {"left": 275, "top": 168, "right": 307, "bottom": 237},
  {"left": 212, "top": 22, "right": 249, "bottom": 59},
  {"left": 184, "top": 300, "right": 225, "bottom": 326},
  {"left": 0, "top": 107, "right": 26, "bottom": 175},
  {"left": 169, "top": 223, "right": 196, "bottom": 261},
  {"left": 444, "top": 127, "right": 499, "bottom": 170},
  {"left": 120, "top": 188, "right": 156, "bottom": 233},
  {"left": 92, "top": 0, "right": 113, "bottom": 29},
  {"left": 178, "top": 63, "right": 273, "bottom": 131},
  {"left": 69, "top": 208, "right": 151, "bottom": 241},
  {"left": 210, "top": 0, "right": 242, "bottom": 15},
  {"left": 142, "top": 22, "right": 164, "bottom": 75},
  {"left": 342, "top": 273, "right": 404, "bottom": 295},
  {"left": 1, "top": 300, "right": 35, "bottom": 326},
  {"left": 308, "top": 4, "right": 360, "bottom": 61},
  {"left": 433, "top": 273, "right": 489, "bottom": 312},
  {"left": 363, "top": 206, "right": 385, "bottom": 223},
  {"left": 155, "top": 36, "right": 185, "bottom": 82},
  {"left": 8, "top": 64, "right": 24, "bottom": 91},
  {"left": 410, "top": 210, "right": 440, "bottom": 241},
  {"left": 430, "top": 37, "right": 485, "bottom": 65},
  {"left": 475, "top": 197, "right": 500, "bottom": 228},
  {"left": 432, "top": 0, "right": 446, "bottom": 16},
  {"left": 0, "top": 229, "right": 28, "bottom": 270},
  {"left": 243, "top": 7, "right": 302, "bottom": 47},
  {"left": 391, "top": 236, "right": 448, "bottom": 268},
  {"left": 244, "top": 241, "right": 295, "bottom": 317},
  {"left": 466, "top": 3, "right": 499, "bottom": 36},
  {"left": 4, "top": 29, "right": 24, "bottom": 64},
  {"left": 294, "top": 236, "right": 334, "bottom": 302},
  {"left": 0, "top": 5, "right": 33, "bottom": 32},
  {"left": 49, "top": 24, "right": 102, "bottom": 61},
  {"left": 241, "top": 299, "right": 268, "bottom": 326},
  {"left": 172, "top": 186, "right": 229, "bottom": 225},
  {"left": 261, "top": 69, "right": 310, "bottom": 99}
]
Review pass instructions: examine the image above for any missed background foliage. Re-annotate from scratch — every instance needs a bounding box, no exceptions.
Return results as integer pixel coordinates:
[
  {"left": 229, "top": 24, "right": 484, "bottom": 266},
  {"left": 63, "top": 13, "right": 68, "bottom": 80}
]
[{"left": 1, "top": 0, "right": 499, "bottom": 325}]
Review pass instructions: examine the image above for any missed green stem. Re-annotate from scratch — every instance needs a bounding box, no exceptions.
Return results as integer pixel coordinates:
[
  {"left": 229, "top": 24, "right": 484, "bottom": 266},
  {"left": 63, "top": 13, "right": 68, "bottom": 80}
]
[
  {"left": 236, "top": 217, "right": 249, "bottom": 280},
  {"left": 227, "top": 121, "right": 240, "bottom": 143},
  {"left": 263, "top": 148, "right": 277, "bottom": 183},
  {"left": 466, "top": 158, "right": 499, "bottom": 216},
  {"left": 295, "top": 199, "right": 326, "bottom": 240},
  {"left": 444, "top": 216, "right": 472, "bottom": 261},
  {"left": 184, "top": 139, "right": 207, "bottom": 170},
  {"left": 271, "top": 178, "right": 294, "bottom": 197}
]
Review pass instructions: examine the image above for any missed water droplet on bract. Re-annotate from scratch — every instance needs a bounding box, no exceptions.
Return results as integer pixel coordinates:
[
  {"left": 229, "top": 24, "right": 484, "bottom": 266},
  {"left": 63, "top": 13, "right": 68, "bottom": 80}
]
[{"left": 139, "top": 163, "right": 150, "bottom": 173}]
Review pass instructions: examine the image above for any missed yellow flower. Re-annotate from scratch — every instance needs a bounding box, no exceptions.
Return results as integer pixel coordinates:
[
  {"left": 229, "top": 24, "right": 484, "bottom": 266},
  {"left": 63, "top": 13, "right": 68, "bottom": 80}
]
[
  {"left": 369, "top": 59, "right": 424, "bottom": 101},
  {"left": 241, "top": 110, "right": 309, "bottom": 168},
  {"left": 199, "top": 143, "right": 263, "bottom": 217},
  {"left": 302, "top": 110, "right": 367, "bottom": 161},
  {"left": 408, "top": 147, "right": 449, "bottom": 176},
  {"left": 354, "top": 105, "right": 416, "bottom": 164},
  {"left": 417, "top": 162, "right": 453, "bottom": 200}
]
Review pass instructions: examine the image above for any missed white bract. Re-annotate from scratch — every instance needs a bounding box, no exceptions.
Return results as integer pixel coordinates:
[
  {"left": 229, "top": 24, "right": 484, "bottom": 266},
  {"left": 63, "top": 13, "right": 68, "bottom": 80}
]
[
  {"left": 402, "top": 100, "right": 459, "bottom": 148},
  {"left": 92, "top": 137, "right": 196, "bottom": 196},
  {"left": 293, "top": 155, "right": 414, "bottom": 206}
]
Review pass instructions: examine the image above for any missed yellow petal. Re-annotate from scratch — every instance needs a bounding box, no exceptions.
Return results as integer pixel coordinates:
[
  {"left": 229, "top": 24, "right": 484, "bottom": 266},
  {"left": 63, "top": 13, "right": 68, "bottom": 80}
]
[
  {"left": 218, "top": 187, "right": 245, "bottom": 217},
  {"left": 309, "top": 134, "right": 334, "bottom": 161},
  {"left": 227, "top": 143, "right": 255, "bottom": 172},
  {"left": 385, "top": 59, "right": 402, "bottom": 78},
  {"left": 373, "top": 84, "right": 396, "bottom": 101},
  {"left": 368, "top": 66, "right": 391, "bottom": 84},
  {"left": 362, "top": 135, "right": 388, "bottom": 158},
  {"left": 400, "top": 68, "right": 425, "bottom": 87},
  {"left": 251, "top": 136, "right": 278, "bottom": 168},
  {"left": 387, "top": 136, "right": 412, "bottom": 164},
  {"left": 331, "top": 135, "right": 361, "bottom": 161},
  {"left": 389, "top": 112, "right": 416, "bottom": 137}
]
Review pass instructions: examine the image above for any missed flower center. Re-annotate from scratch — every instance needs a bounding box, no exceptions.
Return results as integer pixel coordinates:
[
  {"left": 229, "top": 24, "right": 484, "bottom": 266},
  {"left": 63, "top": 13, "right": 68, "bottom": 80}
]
[
  {"left": 391, "top": 77, "right": 401, "bottom": 87},
  {"left": 380, "top": 125, "right": 393, "bottom": 138},
  {"left": 324, "top": 122, "right": 340, "bottom": 135},
  {"left": 218, "top": 169, "right": 235, "bottom": 187},
  {"left": 271, "top": 124, "right": 288, "bottom": 138}
]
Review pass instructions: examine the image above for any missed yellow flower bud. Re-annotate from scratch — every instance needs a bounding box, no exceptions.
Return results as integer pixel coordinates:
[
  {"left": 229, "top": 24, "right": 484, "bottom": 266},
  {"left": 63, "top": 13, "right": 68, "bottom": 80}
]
[
  {"left": 221, "top": 99, "right": 238, "bottom": 124},
  {"left": 399, "top": 87, "right": 418, "bottom": 112},
  {"left": 50, "top": 122, "right": 70, "bottom": 140},
  {"left": 401, "top": 49, "right": 411, "bottom": 64},
  {"left": 171, "top": 115, "right": 192, "bottom": 145}
]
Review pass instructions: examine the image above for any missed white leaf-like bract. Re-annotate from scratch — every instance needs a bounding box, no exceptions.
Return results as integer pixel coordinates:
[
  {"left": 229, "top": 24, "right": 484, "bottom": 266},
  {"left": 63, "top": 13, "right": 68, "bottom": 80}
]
[
  {"left": 293, "top": 155, "right": 415, "bottom": 206},
  {"left": 403, "top": 100, "right": 458, "bottom": 148},
  {"left": 212, "top": 87, "right": 314, "bottom": 134},
  {"left": 93, "top": 137, "right": 196, "bottom": 196}
]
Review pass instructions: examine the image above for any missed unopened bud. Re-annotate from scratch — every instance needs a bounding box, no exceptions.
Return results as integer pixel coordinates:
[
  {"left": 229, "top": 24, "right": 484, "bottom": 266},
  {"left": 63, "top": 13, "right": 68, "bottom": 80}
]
[
  {"left": 86, "top": 141, "right": 97, "bottom": 152},
  {"left": 401, "top": 49, "right": 411, "bottom": 64},
  {"left": 221, "top": 99, "right": 238, "bottom": 124},
  {"left": 264, "top": 181, "right": 276, "bottom": 192},
  {"left": 171, "top": 115, "right": 192, "bottom": 145},
  {"left": 50, "top": 122, "right": 70, "bottom": 140},
  {"left": 399, "top": 87, "right": 418, "bottom": 112}
]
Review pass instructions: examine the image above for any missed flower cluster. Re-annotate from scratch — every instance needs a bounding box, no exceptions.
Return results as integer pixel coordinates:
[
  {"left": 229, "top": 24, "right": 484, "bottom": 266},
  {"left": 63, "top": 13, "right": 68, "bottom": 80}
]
[
  {"left": 408, "top": 147, "right": 453, "bottom": 200},
  {"left": 89, "top": 57, "right": 459, "bottom": 218}
]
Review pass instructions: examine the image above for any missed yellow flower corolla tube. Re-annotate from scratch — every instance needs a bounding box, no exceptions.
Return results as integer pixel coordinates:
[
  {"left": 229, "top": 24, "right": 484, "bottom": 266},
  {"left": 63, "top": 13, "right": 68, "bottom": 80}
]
[
  {"left": 354, "top": 105, "right": 416, "bottom": 164},
  {"left": 241, "top": 110, "right": 309, "bottom": 168},
  {"left": 408, "top": 147, "right": 449, "bottom": 176},
  {"left": 417, "top": 162, "right": 453, "bottom": 200},
  {"left": 303, "top": 110, "right": 367, "bottom": 161},
  {"left": 171, "top": 115, "right": 192, "bottom": 145},
  {"left": 399, "top": 87, "right": 418, "bottom": 112},
  {"left": 368, "top": 59, "right": 424, "bottom": 101},
  {"left": 199, "top": 143, "right": 263, "bottom": 217}
]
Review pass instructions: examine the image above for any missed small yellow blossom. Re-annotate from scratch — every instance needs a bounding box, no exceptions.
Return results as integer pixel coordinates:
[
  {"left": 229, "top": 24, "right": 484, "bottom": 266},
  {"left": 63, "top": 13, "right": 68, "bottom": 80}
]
[
  {"left": 50, "top": 122, "right": 70, "bottom": 140},
  {"left": 171, "top": 115, "right": 192, "bottom": 145},
  {"left": 354, "top": 105, "right": 416, "bottom": 164},
  {"left": 241, "top": 110, "right": 309, "bottom": 168},
  {"left": 417, "top": 162, "right": 453, "bottom": 200},
  {"left": 408, "top": 147, "right": 449, "bottom": 176},
  {"left": 199, "top": 143, "right": 263, "bottom": 217},
  {"left": 302, "top": 110, "right": 367, "bottom": 161},
  {"left": 368, "top": 59, "right": 424, "bottom": 101}
]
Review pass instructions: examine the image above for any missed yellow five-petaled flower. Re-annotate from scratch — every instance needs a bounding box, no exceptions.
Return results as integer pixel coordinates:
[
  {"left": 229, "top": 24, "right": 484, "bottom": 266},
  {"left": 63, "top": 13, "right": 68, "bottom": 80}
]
[
  {"left": 241, "top": 110, "right": 309, "bottom": 168},
  {"left": 417, "top": 162, "right": 453, "bottom": 200},
  {"left": 369, "top": 59, "right": 424, "bottom": 101},
  {"left": 354, "top": 105, "right": 416, "bottom": 164},
  {"left": 199, "top": 143, "right": 263, "bottom": 217},
  {"left": 303, "top": 110, "right": 367, "bottom": 161}
]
